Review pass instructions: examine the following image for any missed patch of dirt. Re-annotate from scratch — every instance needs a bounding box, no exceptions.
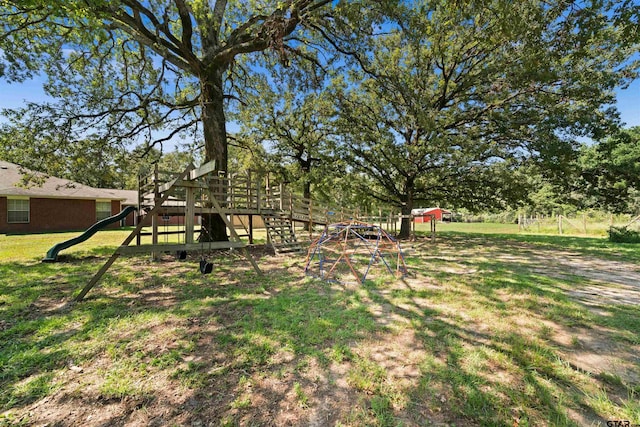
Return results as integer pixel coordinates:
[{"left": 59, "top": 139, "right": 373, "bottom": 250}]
[{"left": 546, "top": 321, "right": 640, "bottom": 385}]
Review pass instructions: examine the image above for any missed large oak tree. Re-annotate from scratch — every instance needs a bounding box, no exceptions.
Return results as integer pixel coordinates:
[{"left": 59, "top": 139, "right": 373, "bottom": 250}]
[
  {"left": 333, "top": 0, "right": 639, "bottom": 238},
  {"left": 0, "top": 0, "right": 340, "bottom": 239}
]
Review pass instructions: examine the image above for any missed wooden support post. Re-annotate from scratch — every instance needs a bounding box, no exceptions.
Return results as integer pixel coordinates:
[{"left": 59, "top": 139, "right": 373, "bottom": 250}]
[
  {"left": 247, "top": 171, "right": 253, "bottom": 210},
  {"left": 152, "top": 163, "right": 159, "bottom": 259},
  {"left": 431, "top": 215, "right": 436, "bottom": 241},
  {"left": 289, "top": 190, "right": 293, "bottom": 220},
  {"left": 208, "top": 195, "right": 262, "bottom": 276},
  {"left": 256, "top": 177, "right": 262, "bottom": 213},
  {"left": 249, "top": 215, "right": 254, "bottom": 244},
  {"left": 582, "top": 213, "right": 587, "bottom": 235},
  {"left": 77, "top": 164, "right": 195, "bottom": 301},
  {"left": 229, "top": 175, "right": 235, "bottom": 209},
  {"left": 279, "top": 183, "right": 284, "bottom": 211},
  {"left": 265, "top": 173, "right": 270, "bottom": 208},
  {"left": 308, "top": 198, "right": 313, "bottom": 238},
  {"left": 137, "top": 172, "right": 142, "bottom": 246},
  {"left": 185, "top": 187, "right": 195, "bottom": 244}
]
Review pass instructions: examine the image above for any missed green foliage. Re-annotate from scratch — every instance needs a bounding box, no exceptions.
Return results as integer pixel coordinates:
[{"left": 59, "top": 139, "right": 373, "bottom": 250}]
[
  {"left": 579, "top": 127, "right": 640, "bottom": 214},
  {"left": 0, "top": 0, "right": 341, "bottom": 184},
  {"left": 0, "top": 128, "right": 134, "bottom": 189},
  {"left": 333, "top": 0, "right": 638, "bottom": 236},
  {"left": 233, "top": 73, "right": 339, "bottom": 199},
  {"left": 608, "top": 226, "right": 640, "bottom": 244}
]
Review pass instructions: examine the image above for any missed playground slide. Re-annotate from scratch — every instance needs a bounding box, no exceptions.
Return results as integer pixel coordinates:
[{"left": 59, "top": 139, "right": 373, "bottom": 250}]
[{"left": 42, "top": 206, "right": 137, "bottom": 262}]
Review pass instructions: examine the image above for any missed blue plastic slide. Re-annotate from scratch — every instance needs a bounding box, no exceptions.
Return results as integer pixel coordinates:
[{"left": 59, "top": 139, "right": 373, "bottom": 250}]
[{"left": 42, "top": 206, "right": 137, "bottom": 262}]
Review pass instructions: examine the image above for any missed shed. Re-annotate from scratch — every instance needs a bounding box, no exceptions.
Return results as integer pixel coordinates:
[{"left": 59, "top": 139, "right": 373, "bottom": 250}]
[{"left": 411, "top": 207, "right": 452, "bottom": 223}]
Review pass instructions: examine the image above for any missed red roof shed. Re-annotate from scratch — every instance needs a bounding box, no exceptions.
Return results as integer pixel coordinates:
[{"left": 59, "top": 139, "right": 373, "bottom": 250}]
[{"left": 412, "top": 207, "right": 451, "bottom": 223}]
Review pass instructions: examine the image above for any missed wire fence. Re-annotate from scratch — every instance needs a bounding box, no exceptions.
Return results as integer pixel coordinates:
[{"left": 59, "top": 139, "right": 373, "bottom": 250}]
[{"left": 516, "top": 213, "right": 640, "bottom": 237}]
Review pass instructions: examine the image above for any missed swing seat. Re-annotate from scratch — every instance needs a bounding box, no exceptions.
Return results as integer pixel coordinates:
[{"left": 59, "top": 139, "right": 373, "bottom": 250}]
[
  {"left": 200, "top": 259, "right": 213, "bottom": 274},
  {"left": 177, "top": 250, "right": 187, "bottom": 260}
]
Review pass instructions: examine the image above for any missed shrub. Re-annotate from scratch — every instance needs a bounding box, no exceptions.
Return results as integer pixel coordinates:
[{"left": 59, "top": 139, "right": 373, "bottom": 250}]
[{"left": 608, "top": 226, "right": 640, "bottom": 243}]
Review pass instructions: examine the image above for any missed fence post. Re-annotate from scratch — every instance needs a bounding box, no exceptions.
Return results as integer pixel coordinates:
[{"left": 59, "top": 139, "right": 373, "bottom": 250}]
[
  {"left": 582, "top": 213, "right": 587, "bottom": 235},
  {"left": 518, "top": 212, "right": 522, "bottom": 232},
  {"left": 431, "top": 215, "right": 436, "bottom": 241},
  {"left": 558, "top": 215, "right": 563, "bottom": 235}
]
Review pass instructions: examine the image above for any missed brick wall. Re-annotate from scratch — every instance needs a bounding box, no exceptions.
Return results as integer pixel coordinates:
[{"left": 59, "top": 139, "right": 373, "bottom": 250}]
[
  {"left": 0, "top": 197, "right": 121, "bottom": 234},
  {"left": 0, "top": 197, "right": 6, "bottom": 231}
]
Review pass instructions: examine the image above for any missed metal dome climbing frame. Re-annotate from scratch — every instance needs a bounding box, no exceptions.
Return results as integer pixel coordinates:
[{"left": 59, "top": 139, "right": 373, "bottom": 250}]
[{"left": 304, "top": 220, "right": 408, "bottom": 284}]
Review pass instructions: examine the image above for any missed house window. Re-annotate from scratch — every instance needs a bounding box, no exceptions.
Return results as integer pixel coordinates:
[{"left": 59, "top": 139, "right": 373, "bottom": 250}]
[
  {"left": 7, "top": 198, "right": 30, "bottom": 223},
  {"left": 96, "top": 201, "right": 112, "bottom": 221}
]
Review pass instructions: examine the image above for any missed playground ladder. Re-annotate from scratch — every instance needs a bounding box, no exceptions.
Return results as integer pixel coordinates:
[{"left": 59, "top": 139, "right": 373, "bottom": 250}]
[{"left": 261, "top": 211, "right": 304, "bottom": 255}]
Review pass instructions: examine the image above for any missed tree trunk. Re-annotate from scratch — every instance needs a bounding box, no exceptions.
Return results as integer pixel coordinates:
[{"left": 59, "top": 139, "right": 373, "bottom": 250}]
[
  {"left": 303, "top": 179, "right": 311, "bottom": 200},
  {"left": 301, "top": 160, "right": 312, "bottom": 200},
  {"left": 397, "top": 180, "right": 415, "bottom": 239},
  {"left": 398, "top": 202, "right": 413, "bottom": 239},
  {"left": 200, "top": 69, "right": 229, "bottom": 242}
]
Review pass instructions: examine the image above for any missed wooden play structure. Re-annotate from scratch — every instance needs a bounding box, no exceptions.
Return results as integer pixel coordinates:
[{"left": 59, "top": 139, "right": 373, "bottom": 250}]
[
  {"left": 72, "top": 160, "right": 452, "bottom": 300},
  {"left": 75, "top": 161, "right": 359, "bottom": 301}
]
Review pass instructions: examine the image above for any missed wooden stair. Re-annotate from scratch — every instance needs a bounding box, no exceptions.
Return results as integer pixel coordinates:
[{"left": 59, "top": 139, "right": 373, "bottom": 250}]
[{"left": 261, "top": 212, "right": 304, "bottom": 255}]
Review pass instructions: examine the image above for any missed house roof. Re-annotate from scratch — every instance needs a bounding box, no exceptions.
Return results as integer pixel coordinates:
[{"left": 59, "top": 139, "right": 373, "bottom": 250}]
[
  {"left": 100, "top": 188, "right": 138, "bottom": 205},
  {"left": 0, "top": 160, "right": 131, "bottom": 201}
]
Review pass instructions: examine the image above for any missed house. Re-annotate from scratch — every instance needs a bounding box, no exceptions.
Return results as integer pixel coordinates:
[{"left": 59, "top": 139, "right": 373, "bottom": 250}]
[
  {"left": 411, "top": 207, "right": 452, "bottom": 223},
  {"left": 0, "top": 160, "right": 138, "bottom": 233}
]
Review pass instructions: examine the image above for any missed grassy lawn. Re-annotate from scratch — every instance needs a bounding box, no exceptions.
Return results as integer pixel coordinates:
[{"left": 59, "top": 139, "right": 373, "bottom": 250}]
[
  {"left": 423, "top": 220, "right": 613, "bottom": 237},
  {"left": 0, "top": 229, "right": 133, "bottom": 262},
  {"left": 1, "top": 229, "right": 639, "bottom": 426},
  {"left": 430, "top": 221, "right": 521, "bottom": 235}
]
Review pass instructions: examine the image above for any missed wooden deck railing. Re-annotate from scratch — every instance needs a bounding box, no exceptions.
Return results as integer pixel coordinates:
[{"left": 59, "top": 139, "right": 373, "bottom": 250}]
[{"left": 139, "top": 168, "right": 361, "bottom": 227}]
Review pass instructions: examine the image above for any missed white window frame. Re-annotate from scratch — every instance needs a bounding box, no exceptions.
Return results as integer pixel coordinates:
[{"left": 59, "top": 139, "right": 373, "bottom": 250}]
[
  {"left": 96, "top": 200, "right": 112, "bottom": 221},
  {"left": 7, "top": 197, "right": 30, "bottom": 224}
]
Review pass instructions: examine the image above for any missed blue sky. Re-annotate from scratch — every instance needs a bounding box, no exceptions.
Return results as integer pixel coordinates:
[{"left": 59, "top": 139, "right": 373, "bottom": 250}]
[{"left": 614, "top": 79, "right": 640, "bottom": 128}]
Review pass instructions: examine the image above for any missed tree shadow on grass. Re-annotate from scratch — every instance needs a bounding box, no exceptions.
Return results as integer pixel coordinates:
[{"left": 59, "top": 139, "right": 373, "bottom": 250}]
[
  {"left": 355, "top": 238, "right": 639, "bottom": 426},
  {"left": 2, "top": 237, "right": 639, "bottom": 426},
  {"left": 0, "top": 252, "right": 381, "bottom": 426}
]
